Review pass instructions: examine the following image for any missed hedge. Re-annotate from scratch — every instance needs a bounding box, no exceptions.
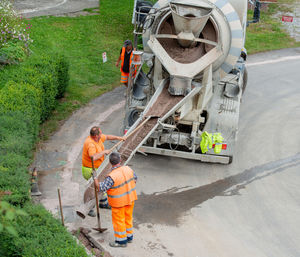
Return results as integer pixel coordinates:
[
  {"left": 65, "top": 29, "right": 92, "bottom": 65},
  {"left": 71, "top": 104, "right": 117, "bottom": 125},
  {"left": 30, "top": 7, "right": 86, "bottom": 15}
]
[
  {"left": 0, "top": 81, "right": 41, "bottom": 126},
  {"left": 0, "top": 56, "right": 87, "bottom": 255},
  {"left": 0, "top": 113, "right": 88, "bottom": 256},
  {"left": 0, "top": 203, "right": 87, "bottom": 257},
  {"left": 0, "top": 112, "right": 35, "bottom": 206},
  {"left": 0, "top": 53, "right": 69, "bottom": 121}
]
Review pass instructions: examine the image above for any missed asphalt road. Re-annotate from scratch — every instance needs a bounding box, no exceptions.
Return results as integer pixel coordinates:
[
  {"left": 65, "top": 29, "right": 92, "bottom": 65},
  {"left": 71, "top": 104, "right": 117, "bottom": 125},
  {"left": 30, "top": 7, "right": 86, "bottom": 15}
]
[
  {"left": 13, "top": 0, "right": 99, "bottom": 17},
  {"left": 33, "top": 48, "right": 300, "bottom": 257}
]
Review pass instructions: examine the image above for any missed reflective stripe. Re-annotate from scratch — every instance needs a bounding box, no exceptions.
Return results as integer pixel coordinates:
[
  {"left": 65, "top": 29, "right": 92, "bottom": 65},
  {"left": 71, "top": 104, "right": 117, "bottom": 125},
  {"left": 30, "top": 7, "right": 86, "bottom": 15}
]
[
  {"left": 221, "top": 62, "right": 233, "bottom": 73},
  {"left": 108, "top": 187, "right": 136, "bottom": 199},
  {"left": 126, "top": 227, "right": 133, "bottom": 231},
  {"left": 231, "top": 29, "right": 243, "bottom": 39},
  {"left": 114, "top": 230, "right": 126, "bottom": 236},
  {"left": 115, "top": 237, "right": 127, "bottom": 243},
  {"left": 111, "top": 177, "right": 135, "bottom": 189},
  {"left": 215, "top": 0, "right": 227, "bottom": 9},
  {"left": 226, "top": 11, "right": 239, "bottom": 22},
  {"left": 229, "top": 47, "right": 242, "bottom": 57}
]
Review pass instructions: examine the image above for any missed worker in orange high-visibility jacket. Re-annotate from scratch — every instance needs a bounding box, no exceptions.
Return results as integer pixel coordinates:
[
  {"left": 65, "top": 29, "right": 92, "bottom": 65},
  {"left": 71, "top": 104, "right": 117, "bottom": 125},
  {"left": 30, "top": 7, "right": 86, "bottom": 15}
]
[
  {"left": 115, "top": 39, "right": 136, "bottom": 87},
  {"left": 82, "top": 126, "right": 125, "bottom": 217},
  {"left": 94, "top": 152, "right": 137, "bottom": 248}
]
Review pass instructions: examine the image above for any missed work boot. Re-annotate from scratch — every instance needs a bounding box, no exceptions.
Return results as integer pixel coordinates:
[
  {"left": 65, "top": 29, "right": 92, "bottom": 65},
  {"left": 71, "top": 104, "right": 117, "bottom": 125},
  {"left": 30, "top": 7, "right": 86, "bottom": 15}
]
[
  {"left": 127, "top": 235, "right": 133, "bottom": 243},
  {"left": 88, "top": 209, "right": 96, "bottom": 217},
  {"left": 109, "top": 241, "right": 127, "bottom": 248},
  {"left": 99, "top": 203, "right": 111, "bottom": 209}
]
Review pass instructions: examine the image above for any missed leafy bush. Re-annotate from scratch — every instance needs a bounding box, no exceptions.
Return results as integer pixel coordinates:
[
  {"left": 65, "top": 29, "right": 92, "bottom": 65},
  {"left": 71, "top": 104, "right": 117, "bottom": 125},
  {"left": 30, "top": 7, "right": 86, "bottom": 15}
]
[
  {"left": 0, "top": 199, "right": 28, "bottom": 237},
  {"left": 0, "top": 111, "right": 87, "bottom": 256},
  {"left": 28, "top": 54, "right": 69, "bottom": 99},
  {"left": 0, "top": 42, "right": 27, "bottom": 65},
  {"left": 0, "top": 112, "right": 36, "bottom": 206},
  {"left": 0, "top": 203, "right": 87, "bottom": 257},
  {"left": 0, "top": 81, "right": 41, "bottom": 125},
  {"left": 55, "top": 54, "right": 70, "bottom": 98},
  {"left": 20, "top": 66, "right": 57, "bottom": 121},
  {"left": 0, "top": 53, "right": 69, "bottom": 120}
]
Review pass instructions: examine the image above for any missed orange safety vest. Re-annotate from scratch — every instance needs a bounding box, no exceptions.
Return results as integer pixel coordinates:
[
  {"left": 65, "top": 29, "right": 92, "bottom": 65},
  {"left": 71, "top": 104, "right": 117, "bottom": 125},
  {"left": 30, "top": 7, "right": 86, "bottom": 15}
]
[
  {"left": 107, "top": 166, "right": 137, "bottom": 208},
  {"left": 120, "top": 46, "right": 133, "bottom": 74}
]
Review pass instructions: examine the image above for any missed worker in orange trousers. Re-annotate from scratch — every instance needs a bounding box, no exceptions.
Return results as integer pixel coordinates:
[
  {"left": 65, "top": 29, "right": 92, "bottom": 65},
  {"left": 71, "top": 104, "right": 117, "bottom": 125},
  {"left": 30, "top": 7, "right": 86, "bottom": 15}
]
[{"left": 94, "top": 152, "right": 137, "bottom": 247}]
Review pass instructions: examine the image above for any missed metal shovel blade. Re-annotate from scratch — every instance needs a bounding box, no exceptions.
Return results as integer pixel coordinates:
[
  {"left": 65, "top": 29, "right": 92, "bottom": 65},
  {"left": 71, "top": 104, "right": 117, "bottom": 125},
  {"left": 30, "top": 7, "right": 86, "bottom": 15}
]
[{"left": 92, "top": 227, "right": 108, "bottom": 233}]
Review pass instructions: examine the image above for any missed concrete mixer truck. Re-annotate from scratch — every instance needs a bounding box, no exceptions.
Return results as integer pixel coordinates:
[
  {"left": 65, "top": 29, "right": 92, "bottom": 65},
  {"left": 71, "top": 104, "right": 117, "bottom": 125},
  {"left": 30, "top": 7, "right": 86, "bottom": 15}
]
[
  {"left": 78, "top": 0, "right": 251, "bottom": 216},
  {"left": 123, "top": 0, "right": 249, "bottom": 164}
]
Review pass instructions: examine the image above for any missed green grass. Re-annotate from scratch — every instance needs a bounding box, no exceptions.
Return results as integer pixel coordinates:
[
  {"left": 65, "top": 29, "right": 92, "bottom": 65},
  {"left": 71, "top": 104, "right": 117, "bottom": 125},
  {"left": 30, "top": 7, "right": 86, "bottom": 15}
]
[
  {"left": 28, "top": 0, "right": 134, "bottom": 139},
  {"left": 246, "top": 1, "right": 300, "bottom": 54}
]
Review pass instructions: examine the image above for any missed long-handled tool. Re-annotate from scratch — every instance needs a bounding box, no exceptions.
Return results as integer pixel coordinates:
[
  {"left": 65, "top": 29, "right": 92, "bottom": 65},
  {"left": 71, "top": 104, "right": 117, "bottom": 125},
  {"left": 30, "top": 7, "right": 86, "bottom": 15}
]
[
  {"left": 57, "top": 188, "right": 64, "bottom": 226},
  {"left": 91, "top": 157, "right": 107, "bottom": 233}
]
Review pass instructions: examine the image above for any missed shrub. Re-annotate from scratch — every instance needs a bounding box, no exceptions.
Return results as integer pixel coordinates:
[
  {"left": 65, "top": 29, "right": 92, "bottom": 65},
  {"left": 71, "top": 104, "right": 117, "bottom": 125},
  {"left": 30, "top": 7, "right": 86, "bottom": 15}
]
[
  {"left": 20, "top": 67, "right": 57, "bottom": 121},
  {"left": 54, "top": 54, "right": 70, "bottom": 98},
  {"left": 0, "top": 112, "right": 35, "bottom": 206},
  {"left": 0, "top": 111, "right": 88, "bottom": 256},
  {"left": 0, "top": 203, "right": 87, "bottom": 257},
  {"left": 0, "top": 110, "right": 39, "bottom": 141},
  {"left": 0, "top": 52, "right": 69, "bottom": 121},
  {"left": 0, "top": 42, "right": 27, "bottom": 65},
  {"left": 0, "top": 81, "right": 41, "bottom": 125},
  {"left": 0, "top": 199, "right": 28, "bottom": 237},
  {"left": 0, "top": 53, "right": 69, "bottom": 111},
  {"left": 28, "top": 54, "right": 69, "bottom": 99}
]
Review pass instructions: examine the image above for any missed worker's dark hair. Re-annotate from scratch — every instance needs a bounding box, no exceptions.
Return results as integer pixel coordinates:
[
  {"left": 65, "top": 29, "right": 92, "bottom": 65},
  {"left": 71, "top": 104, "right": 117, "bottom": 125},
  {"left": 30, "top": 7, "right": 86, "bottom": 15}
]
[
  {"left": 109, "top": 152, "right": 121, "bottom": 165},
  {"left": 124, "top": 39, "right": 132, "bottom": 47},
  {"left": 90, "top": 126, "right": 101, "bottom": 136}
]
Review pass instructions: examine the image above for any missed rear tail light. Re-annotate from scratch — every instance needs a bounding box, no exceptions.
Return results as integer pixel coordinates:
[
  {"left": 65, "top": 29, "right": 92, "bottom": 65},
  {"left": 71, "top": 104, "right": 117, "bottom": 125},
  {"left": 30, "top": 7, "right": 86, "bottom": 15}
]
[{"left": 212, "top": 144, "right": 227, "bottom": 150}]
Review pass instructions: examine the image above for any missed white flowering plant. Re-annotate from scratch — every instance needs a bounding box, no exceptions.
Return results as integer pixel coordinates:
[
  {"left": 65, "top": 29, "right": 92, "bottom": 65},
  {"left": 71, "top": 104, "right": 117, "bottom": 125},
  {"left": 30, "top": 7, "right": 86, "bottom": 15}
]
[{"left": 0, "top": 0, "right": 33, "bottom": 64}]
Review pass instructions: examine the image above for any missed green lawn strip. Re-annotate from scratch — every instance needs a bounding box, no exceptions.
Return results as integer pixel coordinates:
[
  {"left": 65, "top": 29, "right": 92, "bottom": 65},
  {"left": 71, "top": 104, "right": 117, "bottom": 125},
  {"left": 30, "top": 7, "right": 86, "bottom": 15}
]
[
  {"left": 28, "top": 0, "right": 134, "bottom": 139},
  {"left": 246, "top": 2, "right": 300, "bottom": 54}
]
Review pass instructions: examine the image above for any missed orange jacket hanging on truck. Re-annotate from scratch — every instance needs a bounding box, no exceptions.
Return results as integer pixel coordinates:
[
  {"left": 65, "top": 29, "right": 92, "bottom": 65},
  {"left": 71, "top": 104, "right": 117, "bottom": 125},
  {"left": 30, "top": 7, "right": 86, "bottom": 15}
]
[{"left": 107, "top": 166, "right": 137, "bottom": 208}]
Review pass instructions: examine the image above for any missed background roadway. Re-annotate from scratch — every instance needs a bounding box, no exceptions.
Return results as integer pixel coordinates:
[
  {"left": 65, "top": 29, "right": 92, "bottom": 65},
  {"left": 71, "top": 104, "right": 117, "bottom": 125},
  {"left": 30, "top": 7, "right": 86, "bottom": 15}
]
[{"left": 13, "top": 0, "right": 99, "bottom": 17}]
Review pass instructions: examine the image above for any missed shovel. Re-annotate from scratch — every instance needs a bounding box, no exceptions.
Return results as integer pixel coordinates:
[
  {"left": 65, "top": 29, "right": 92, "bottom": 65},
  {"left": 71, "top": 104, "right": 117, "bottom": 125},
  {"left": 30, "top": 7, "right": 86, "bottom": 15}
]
[{"left": 91, "top": 157, "right": 107, "bottom": 233}]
